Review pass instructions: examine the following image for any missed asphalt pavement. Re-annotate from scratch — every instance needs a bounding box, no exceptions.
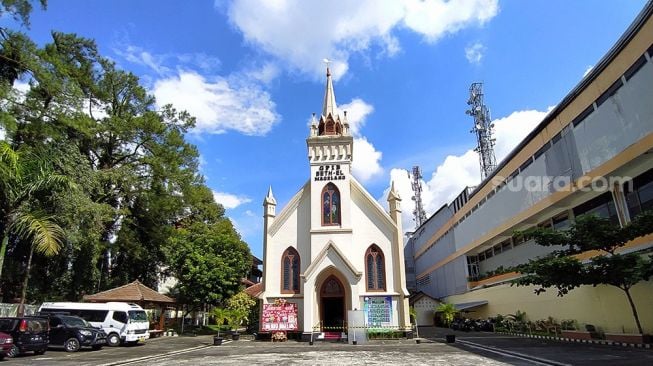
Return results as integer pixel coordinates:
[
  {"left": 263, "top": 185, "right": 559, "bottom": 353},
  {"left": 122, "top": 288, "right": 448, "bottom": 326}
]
[{"left": 3, "top": 327, "right": 652, "bottom": 365}]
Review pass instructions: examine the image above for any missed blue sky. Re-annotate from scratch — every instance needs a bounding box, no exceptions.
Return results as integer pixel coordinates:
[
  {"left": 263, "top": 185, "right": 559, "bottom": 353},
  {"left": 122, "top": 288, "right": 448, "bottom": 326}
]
[{"left": 4, "top": 0, "right": 647, "bottom": 259}]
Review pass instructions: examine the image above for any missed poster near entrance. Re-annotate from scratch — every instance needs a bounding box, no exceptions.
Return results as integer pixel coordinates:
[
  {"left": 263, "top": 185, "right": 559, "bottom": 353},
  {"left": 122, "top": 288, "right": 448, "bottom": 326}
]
[
  {"left": 364, "top": 296, "right": 392, "bottom": 326},
  {"left": 262, "top": 301, "right": 298, "bottom": 331}
]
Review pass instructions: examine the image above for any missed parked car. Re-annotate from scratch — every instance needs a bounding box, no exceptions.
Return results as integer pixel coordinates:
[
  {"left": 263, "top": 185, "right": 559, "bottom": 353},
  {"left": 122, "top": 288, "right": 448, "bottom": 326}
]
[
  {"left": 0, "top": 332, "right": 13, "bottom": 360},
  {"left": 0, "top": 317, "right": 49, "bottom": 357},
  {"left": 46, "top": 314, "right": 107, "bottom": 352}
]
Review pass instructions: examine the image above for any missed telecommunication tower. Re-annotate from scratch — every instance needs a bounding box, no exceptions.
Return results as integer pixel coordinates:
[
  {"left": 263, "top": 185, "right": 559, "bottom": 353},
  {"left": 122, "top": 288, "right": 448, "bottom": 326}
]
[
  {"left": 408, "top": 166, "right": 427, "bottom": 228},
  {"left": 466, "top": 82, "right": 497, "bottom": 180}
]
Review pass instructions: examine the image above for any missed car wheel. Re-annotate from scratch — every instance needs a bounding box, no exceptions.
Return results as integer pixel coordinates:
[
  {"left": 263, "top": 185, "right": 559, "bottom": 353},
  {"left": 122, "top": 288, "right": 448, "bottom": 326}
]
[
  {"left": 7, "top": 344, "right": 19, "bottom": 358},
  {"left": 107, "top": 333, "right": 121, "bottom": 347},
  {"left": 34, "top": 349, "right": 46, "bottom": 355},
  {"left": 65, "top": 338, "right": 81, "bottom": 352}
]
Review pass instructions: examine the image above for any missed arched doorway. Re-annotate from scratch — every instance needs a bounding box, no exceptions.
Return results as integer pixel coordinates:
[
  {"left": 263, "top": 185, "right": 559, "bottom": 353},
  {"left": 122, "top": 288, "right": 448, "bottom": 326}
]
[{"left": 319, "top": 275, "right": 345, "bottom": 331}]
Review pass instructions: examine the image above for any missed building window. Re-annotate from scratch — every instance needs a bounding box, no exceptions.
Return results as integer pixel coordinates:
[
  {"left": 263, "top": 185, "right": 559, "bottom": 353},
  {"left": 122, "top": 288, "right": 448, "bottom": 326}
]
[
  {"left": 552, "top": 212, "right": 570, "bottom": 230},
  {"left": 626, "top": 168, "right": 653, "bottom": 219},
  {"left": 281, "top": 247, "right": 300, "bottom": 293},
  {"left": 322, "top": 183, "right": 341, "bottom": 225},
  {"left": 365, "top": 245, "right": 386, "bottom": 291},
  {"left": 573, "top": 192, "right": 619, "bottom": 225}
]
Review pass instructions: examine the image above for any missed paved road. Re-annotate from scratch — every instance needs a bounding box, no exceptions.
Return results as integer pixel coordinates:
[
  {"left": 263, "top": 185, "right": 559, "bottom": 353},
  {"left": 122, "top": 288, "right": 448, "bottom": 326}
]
[
  {"left": 4, "top": 328, "right": 652, "bottom": 365},
  {"left": 419, "top": 327, "right": 653, "bottom": 366}
]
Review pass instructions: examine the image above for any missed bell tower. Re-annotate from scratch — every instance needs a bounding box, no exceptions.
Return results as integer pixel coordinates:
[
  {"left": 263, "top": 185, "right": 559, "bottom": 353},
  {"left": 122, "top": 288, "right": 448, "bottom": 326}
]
[{"left": 307, "top": 66, "right": 354, "bottom": 232}]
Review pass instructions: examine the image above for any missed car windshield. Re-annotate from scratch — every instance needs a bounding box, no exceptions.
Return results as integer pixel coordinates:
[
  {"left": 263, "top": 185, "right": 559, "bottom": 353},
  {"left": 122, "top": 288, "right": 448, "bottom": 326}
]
[
  {"left": 128, "top": 311, "right": 148, "bottom": 323},
  {"left": 0, "top": 319, "right": 16, "bottom": 332},
  {"left": 62, "top": 316, "right": 90, "bottom": 328}
]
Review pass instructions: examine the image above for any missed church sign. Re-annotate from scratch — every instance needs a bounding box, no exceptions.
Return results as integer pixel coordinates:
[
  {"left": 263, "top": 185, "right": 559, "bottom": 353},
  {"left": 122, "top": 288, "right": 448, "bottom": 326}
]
[
  {"left": 314, "top": 164, "right": 345, "bottom": 181},
  {"left": 262, "top": 300, "right": 298, "bottom": 331},
  {"left": 363, "top": 296, "right": 392, "bottom": 326}
]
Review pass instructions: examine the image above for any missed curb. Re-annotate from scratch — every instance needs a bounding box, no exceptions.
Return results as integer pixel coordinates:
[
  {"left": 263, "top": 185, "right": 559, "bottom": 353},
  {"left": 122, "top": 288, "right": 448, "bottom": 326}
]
[{"left": 496, "top": 331, "right": 652, "bottom": 349}]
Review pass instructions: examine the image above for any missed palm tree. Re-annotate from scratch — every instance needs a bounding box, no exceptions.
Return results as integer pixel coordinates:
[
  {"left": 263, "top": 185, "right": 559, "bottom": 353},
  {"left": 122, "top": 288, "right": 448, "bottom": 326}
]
[
  {"left": 0, "top": 142, "right": 69, "bottom": 313},
  {"left": 436, "top": 302, "right": 458, "bottom": 327}
]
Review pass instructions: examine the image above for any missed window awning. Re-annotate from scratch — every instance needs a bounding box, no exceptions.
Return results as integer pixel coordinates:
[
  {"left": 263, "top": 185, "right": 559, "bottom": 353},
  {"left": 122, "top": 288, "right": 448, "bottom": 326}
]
[{"left": 454, "top": 300, "right": 488, "bottom": 312}]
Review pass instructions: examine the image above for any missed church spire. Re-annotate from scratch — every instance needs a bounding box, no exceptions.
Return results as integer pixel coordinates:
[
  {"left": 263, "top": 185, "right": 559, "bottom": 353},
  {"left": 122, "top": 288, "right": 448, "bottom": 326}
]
[{"left": 322, "top": 65, "right": 336, "bottom": 117}]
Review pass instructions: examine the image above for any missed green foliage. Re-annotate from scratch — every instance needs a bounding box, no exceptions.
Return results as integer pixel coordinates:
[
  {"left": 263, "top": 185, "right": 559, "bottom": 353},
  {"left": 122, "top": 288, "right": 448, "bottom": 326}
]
[
  {"left": 507, "top": 310, "right": 527, "bottom": 323},
  {"left": 0, "top": 0, "right": 46, "bottom": 27},
  {"left": 227, "top": 292, "right": 256, "bottom": 325},
  {"left": 435, "top": 303, "right": 458, "bottom": 326},
  {"left": 512, "top": 213, "right": 653, "bottom": 334},
  {"left": 166, "top": 218, "right": 251, "bottom": 314},
  {"left": 0, "top": 23, "right": 251, "bottom": 310},
  {"left": 409, "top": 306, "right": 417, "bottom": 325}
]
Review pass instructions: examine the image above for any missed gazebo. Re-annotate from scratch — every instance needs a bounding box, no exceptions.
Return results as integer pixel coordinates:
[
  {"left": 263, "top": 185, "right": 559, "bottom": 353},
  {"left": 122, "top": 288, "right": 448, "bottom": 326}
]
[{"left": 83, "top": 280, "right": 175, "bottom": 332}]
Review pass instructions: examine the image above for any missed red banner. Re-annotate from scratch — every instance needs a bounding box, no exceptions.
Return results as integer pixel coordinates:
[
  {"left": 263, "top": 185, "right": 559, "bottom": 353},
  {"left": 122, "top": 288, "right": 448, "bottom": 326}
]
[{"left": 262, "top": 302, "right": 298, "bottom": 331}]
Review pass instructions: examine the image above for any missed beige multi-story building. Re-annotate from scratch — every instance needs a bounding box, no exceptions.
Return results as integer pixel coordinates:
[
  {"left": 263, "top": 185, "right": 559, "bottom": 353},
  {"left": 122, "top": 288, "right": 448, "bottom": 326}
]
[{"left": 406, "top": 2, "right": 653, "bottom": 334}]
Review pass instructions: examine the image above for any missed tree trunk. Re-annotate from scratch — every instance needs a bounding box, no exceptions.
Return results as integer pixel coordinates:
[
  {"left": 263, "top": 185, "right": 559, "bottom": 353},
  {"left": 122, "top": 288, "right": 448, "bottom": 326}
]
[
  {"left": 622, "top": 286, "right": 643, "bottom": 334},
  {"left": 17, "top": 244, "right": 35, "bottom": 317},
  {"left": 0, "top": 234, "right": 8, "bottom": 280}
]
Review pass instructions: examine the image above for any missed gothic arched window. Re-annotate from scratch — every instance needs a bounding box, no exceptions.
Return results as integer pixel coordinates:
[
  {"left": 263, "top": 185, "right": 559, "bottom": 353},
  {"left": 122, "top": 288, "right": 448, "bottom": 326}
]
[
  {"left": 281, "top": 247, "right": 300, "bottom": 293},
  {"left": 322, "top": 183, "right": 341, "bottom": 226},
  {"left": 365, "top": 245, "right": 386, "bottom": 291}
]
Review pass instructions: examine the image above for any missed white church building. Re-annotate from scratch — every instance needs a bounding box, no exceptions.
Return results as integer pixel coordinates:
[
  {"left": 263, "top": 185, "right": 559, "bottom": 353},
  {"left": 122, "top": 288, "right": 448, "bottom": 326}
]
[{"left": 259, "top": 67, "right": 412, "bottom": 340}]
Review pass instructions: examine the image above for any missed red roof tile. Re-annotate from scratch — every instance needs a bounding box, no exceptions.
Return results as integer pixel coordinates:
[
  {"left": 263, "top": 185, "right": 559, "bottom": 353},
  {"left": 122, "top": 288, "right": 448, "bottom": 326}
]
[{"left": 244, "top": 283, "right": 263, "bottom": 298}]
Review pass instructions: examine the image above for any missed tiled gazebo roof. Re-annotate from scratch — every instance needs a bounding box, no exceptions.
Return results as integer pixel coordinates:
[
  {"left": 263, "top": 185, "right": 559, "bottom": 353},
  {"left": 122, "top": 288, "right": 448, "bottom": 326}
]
[
  {"left": 244, "top": 282, "right": 263, "bottom": 298},
  {"left": 83, "top": 280, "right": 175, "bottom": 304}
]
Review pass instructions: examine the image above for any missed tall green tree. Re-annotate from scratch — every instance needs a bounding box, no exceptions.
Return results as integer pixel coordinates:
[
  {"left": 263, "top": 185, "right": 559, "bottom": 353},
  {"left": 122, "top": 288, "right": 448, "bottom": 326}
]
[
  {"left": 1, "top": 29, "right": 202, "bottom": 294},
  {"left": 513, "top": 212, "right": 653, "bottom": 334},
  {"left": 166, "top": 212, "right": 251, "bottom": 317}
]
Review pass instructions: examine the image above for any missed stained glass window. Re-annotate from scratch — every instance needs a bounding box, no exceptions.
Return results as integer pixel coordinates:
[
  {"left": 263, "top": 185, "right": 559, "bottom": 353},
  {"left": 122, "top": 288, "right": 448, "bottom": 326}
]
[
  {"left": 281, "top": 247, "right": 300, "bottom": 293},
  {"left": 322, "top": 183, "right": 341, "bottom": 225},
  {"left": 365, "top": 245, "right": 386, "bottom": 291}
]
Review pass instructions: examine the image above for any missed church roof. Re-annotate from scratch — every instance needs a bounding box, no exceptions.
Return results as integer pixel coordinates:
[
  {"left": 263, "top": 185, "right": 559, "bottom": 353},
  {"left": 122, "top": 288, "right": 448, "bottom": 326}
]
[{"left": 302, "top": 241, "right": 363, "bottom": 281}]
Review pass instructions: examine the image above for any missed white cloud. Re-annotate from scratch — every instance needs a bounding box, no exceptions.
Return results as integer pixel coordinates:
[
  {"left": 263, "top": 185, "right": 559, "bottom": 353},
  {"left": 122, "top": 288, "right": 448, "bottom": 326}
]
[
  {"left": 379, "top": 108, "right": 548, "bottom": 231},
  {"left": 245, "top": 62, "right": 280, "bottom": 84},
  {"left": 225, "top": 0, "right": 499, "bottom": 79},
  {"left": 153, "top": 71, "right": 279, "bottom": 135},
  {"left": 335, "top": 98, "right": 384, "bottom": 183},
  {"left": 115, "top": 45, "right": 221, "bottom": 75},
  {"left": 213, "top": 190, "right": 252, "bottom": 209},
  {"left": 338, "top": 98, "right": 374, "bottom": 136},
  {"left": 352, "top": 137, "right": 384, "bottom": 183},
  {"left": 465, "top": 42, "right": 486, "bottom": 65}
]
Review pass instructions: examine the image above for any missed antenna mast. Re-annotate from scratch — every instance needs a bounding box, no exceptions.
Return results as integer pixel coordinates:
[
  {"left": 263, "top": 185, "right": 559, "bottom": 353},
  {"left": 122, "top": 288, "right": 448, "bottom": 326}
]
[
  {"left": 466, "top": 82, "right": 497, "bottom": 180},
  {"left": 409, "top": 166, "right": 427, "bottom": 228}
]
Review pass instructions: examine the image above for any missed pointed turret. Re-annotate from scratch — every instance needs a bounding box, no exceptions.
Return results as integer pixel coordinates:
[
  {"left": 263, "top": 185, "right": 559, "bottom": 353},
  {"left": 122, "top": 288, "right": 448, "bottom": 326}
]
[
  {"left": 322, "top": 66, "right": 337, "bottom": 117},
  {"left": 263, "top": 186, "right": 276, "bottom": 219},
  {"left": 387, "top": 181, "right": 401, "bottom": 204},
  {"left": 264, "top": 186, "right": 277, "bottom": 206}
]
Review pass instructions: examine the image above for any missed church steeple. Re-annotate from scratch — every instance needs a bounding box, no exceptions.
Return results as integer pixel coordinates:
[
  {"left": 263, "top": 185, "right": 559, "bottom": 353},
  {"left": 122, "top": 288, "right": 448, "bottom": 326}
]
[
  {"left": 322, "top": 66, "right": 336, "bottom": 117},
  {"left": 311, "top": 64, "right": 349, "bottom": 137}
]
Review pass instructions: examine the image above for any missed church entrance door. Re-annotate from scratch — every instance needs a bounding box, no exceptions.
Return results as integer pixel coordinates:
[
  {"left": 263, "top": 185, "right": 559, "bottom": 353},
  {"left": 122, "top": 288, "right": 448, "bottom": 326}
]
[{"left": 319, "top": 275, "right": 345, "bottom": 332}]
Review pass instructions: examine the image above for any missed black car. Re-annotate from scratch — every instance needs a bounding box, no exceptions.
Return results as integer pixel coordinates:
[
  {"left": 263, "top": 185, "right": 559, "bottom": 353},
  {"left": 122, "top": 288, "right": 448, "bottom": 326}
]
[
  {"left": 46, "top": 315, "right": 106, "bottom": 352},
  {"left": 0, "top": 317, "right": 49, "bottom": 357}
]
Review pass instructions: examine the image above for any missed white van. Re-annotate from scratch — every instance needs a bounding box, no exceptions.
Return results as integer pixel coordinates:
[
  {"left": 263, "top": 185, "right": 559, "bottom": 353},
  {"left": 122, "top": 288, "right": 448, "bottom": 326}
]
[{"left": 38, "top": 302, "right": 149, "bottom": 346}]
